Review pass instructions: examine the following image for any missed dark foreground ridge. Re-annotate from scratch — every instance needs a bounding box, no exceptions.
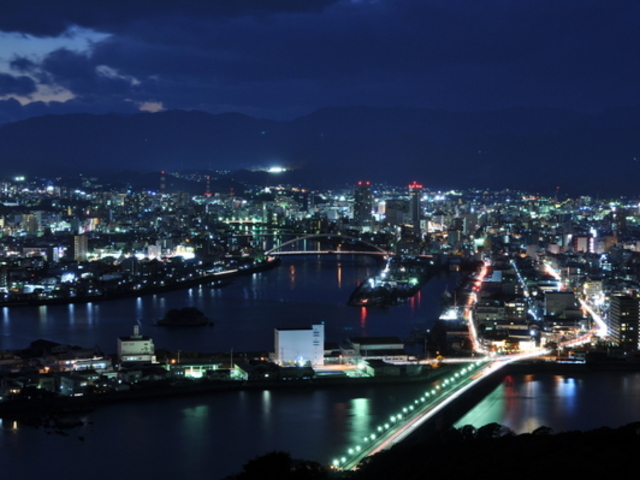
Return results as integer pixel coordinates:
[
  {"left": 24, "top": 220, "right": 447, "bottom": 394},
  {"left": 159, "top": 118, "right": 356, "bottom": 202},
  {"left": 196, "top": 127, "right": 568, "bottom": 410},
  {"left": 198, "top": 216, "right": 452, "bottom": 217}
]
[{"left": 226, "top": 420, "right": 640, "bottom": 479}]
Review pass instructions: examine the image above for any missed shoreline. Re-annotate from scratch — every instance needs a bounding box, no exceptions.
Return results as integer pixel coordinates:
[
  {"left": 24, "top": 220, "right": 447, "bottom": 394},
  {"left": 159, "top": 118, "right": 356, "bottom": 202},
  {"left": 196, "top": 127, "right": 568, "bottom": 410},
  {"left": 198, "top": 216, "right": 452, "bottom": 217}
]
[
  {"left": 0, "top": 368, "right": 451, "bottom": 418},
  {"left": 1, "top": 359, "right": 636, "bottom": 419},
  {"left": 0, "top": 257, "right": 281, "bottom": 308}
]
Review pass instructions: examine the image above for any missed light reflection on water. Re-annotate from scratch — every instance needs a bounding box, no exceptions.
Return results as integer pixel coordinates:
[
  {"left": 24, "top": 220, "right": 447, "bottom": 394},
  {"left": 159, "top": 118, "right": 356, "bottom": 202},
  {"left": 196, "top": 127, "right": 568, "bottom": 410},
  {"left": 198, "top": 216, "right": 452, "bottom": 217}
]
[
  {"left": 0, "top": 256, "right": 451, "bottom": 353},
  {"left": 0, "top": 367, "right": 639, "bottom": 479},
  {"left": 349, "top": 397, "right": 371, "bottom": 445},
  {"left": 0, "top": 256, "right": 459, "bottom": 479},
  {"left": 456, "top": 371, "right": 640, "bottom": 435}
]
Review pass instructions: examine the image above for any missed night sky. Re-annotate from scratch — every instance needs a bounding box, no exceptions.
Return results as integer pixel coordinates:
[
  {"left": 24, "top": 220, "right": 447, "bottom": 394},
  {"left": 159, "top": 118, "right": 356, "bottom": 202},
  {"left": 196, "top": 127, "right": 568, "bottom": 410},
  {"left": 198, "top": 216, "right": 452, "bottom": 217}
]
[{"left": 0, "top": 0, "right": 639, "bottom": 124}]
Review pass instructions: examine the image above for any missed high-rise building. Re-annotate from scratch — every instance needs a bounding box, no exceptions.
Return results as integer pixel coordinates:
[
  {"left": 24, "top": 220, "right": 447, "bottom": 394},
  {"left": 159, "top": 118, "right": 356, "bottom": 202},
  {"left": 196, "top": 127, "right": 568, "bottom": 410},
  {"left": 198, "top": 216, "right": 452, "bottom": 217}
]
[
  {"left": 160, "top": 171, "right": 166, "bottom": 194},
  {"left": 73, "top": 234, "right": 88, "bottom": 262},
  {"left": 353, "top": 181, "right": 373, "bottom": 231},
  {"left": 609, "top": 295, "right": 640, "bottom": 351},
  {"left": 408, "top": 182, "right": 423, "bottom": 235},
  {"left": 384, "top": 199, "right": 409, "bottom": 226}
]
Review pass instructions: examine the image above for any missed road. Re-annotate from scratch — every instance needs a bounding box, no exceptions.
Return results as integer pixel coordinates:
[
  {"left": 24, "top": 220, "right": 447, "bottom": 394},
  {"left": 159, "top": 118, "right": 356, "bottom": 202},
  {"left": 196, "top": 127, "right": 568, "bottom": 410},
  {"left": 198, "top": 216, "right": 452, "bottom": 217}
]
[{"left": 332, "top": 348, "right": 551, "bottom": 471}]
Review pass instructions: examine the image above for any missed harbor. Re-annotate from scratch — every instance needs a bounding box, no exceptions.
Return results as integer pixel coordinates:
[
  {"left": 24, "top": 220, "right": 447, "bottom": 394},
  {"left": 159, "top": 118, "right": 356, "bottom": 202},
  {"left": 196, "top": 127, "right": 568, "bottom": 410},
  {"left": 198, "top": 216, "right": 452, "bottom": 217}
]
[{"left": 348, "top": 256, "right": 437, "bottom": 307}]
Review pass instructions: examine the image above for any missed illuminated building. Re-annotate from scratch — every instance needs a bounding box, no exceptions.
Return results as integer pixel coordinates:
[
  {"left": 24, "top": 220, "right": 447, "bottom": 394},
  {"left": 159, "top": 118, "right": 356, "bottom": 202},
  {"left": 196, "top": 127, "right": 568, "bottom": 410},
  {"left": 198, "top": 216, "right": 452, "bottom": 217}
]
[
  {"left": 353, "top": 181, "right": 373, "bottom": 231},
  {"left": 117, "top": 325, "right": 157, "bottom": 364},
  {"left": 572, "top": 235, "right": 594, "bottom": 253},
  {"left": 274, "top": 324, "right": 324, "bottom": 366},
  {"left": 408, "top": 182, "right": 423, "bottom": 235},
  {"left": 609, "top": 295, "right": 640, "bottom": 351},
  {"left": 344, "top": 336, "right": 409, "bottom": 362},
  {"left": 73, "top": 234, "right": 88, "bottom": 262},
  {"left": 22, "top": 214, "right": 38, "bottom": 235},
  {"left": 160, "top": 171, "right": 166, "bottom": 193},
  {"left": 384, "top": 199, "right": 409, "bottom": 226}
]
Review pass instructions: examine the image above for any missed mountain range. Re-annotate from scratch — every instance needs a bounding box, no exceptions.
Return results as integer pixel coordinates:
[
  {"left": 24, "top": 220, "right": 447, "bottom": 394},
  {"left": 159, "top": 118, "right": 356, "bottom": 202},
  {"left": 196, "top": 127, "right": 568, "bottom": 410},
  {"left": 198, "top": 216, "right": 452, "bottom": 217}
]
[{"left": 2, "top": 105, "right": 640, "bottom": 196}]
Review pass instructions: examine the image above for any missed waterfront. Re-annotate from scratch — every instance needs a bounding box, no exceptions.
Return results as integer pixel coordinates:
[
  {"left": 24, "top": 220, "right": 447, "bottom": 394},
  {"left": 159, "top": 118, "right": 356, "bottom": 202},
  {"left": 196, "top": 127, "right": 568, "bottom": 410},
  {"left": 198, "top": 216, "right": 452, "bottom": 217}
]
[
  {"left": 4, "top": 369, "right": 640, "bottom": 479},
  {"left": 0, "top": 255, "right": 445, "bottom": 353},
  {"left": 0, "top": 382, "right": 443, "bottom": 479},
  {"left": 0, "top": 255, "right": 450, "bottom": 479},
  {"left": 2, "top": 257, "right": 640, "bottom": 479}
]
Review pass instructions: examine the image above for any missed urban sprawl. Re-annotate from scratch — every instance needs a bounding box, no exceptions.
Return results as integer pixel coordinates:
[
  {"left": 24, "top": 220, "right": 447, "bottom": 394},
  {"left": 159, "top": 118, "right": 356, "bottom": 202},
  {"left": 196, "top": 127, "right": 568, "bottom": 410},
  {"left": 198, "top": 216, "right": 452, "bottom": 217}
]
[{"left": 0, "top": 171, "right": 635, "bottom": 404}]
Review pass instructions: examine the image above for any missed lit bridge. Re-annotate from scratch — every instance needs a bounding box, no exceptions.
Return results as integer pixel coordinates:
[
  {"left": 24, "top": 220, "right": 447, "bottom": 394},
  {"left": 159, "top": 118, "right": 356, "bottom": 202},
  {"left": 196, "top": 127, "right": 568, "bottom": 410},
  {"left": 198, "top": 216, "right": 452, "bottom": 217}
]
[
  {"left": 265, "top": 234, "right": 390, "bottom": 257},
  {"left": 331, "top": 350, "right": 549, "bottom": 471},
  {"left": 330, "top": 258, "right": 605, "bottom": 471}
]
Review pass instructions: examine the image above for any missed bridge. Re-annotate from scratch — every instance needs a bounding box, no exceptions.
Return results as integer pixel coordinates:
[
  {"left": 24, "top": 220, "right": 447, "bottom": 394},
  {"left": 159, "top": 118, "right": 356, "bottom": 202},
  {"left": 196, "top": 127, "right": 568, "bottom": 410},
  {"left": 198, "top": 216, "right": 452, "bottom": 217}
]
[
  {"left": 265, "top": 234, "right": 390, "bottom": 257},
  {"left": 329, "top": 352, "right": 532, "bottom": 470},
  {"left": 330, "top": 259, "right": 605, "bottom": 471}
]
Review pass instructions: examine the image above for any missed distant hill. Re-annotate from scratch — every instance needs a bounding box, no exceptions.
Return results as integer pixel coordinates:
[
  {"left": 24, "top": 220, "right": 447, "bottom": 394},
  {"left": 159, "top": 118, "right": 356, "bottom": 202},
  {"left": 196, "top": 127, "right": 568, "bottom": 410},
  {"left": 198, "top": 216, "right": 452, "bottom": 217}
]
[{"left": 2, "top": 105, "right": 640, "bottom": 195}]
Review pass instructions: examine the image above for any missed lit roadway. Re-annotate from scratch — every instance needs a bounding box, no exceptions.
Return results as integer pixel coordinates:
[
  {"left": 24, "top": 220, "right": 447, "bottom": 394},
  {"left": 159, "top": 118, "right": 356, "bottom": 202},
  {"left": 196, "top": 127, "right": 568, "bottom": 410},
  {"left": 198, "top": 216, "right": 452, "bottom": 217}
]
[
  {"left": 333, "top": 259, "right": 605, "bottom": 471},
  {"left": 333, "top": 349, "right": 549, "bottom": 471},
  {"left": 542, "top": 261, "right": 608, "bottom": 339}
]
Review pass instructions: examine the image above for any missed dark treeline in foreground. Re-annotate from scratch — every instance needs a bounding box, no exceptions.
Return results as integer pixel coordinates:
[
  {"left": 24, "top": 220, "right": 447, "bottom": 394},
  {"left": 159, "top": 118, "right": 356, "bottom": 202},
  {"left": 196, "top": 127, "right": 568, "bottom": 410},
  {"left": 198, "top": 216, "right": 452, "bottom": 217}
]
[{"left": 226, "top": 421, "right": 640, "bottom": 479}]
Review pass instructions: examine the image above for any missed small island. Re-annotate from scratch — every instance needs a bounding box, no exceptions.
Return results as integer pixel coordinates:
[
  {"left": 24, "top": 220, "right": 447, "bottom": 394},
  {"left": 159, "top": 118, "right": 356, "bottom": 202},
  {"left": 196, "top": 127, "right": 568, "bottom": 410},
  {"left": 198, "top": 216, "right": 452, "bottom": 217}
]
[{"left": 157, "top": 307, "right": 212, "bottom": 327}]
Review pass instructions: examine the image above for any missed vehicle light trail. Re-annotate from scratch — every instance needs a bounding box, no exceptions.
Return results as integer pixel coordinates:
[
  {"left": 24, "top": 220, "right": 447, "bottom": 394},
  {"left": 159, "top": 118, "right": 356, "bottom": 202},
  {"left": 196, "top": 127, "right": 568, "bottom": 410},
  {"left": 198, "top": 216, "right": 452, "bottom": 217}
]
[
  {"left": 331, "top": 349, "right": 549, "bottom": 472},
  {"left": 543, "top": 261, "right": 607, "bottom": 338},
  {"left": 464, "top": 261, "right": 490, "bottom": 354},
  {"left": 333, "top": 260, "right": 601, "bottom": 470},
  {"left": 578, "top": 298, "right": 607, "bottom": 337}
]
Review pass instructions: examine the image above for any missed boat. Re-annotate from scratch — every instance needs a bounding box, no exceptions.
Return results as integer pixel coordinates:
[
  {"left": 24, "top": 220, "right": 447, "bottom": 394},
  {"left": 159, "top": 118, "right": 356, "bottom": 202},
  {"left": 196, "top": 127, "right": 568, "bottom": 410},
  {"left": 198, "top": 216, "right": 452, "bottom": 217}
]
[{"left": 157, "top": 307, "right": 213, "bottom": 327}]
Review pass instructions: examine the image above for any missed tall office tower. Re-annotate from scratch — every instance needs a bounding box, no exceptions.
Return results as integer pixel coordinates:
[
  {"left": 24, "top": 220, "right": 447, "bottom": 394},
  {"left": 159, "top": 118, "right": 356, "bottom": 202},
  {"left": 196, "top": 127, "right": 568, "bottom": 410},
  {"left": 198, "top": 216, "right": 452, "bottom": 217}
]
[
  {"left": 612, "top": 207, "right": 627, "bottom": 233},
  {"left": 73, "top": 234, "right": 88, "bottom": 262},
  {"left": 408, "top": 182, "right": 423, "bottom": 236},
  {"left": 353, "top": 181, "right": 373, "bottom": 231},
  {"left": 609, "top": 295, "right": 640, "bottom": 351},
  {"left": 160, "top": 171, "right": 166, "bottom": 194}
]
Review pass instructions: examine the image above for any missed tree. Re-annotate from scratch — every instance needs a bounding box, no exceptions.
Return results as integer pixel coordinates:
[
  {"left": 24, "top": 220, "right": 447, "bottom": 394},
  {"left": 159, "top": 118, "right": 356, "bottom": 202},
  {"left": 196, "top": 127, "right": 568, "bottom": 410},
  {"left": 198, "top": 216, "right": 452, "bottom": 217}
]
[
  {"left": 459, "top": 424, "right": 477, "bottom": 441},
  {"left": 476, "top": 422, "right": 513, "bottom": 440},
  {"left": 234, "top": 451, "right": 330, "bottom": 480},
  {"left": 237, "top": 451, "right": 292, "bottom": 480}
]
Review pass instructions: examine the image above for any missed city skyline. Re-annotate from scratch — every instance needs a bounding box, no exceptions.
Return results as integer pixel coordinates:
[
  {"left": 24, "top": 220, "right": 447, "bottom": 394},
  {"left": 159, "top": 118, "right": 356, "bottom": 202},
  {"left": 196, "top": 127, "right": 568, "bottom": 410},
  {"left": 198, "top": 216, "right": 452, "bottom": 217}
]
[
  {"left": 1, "top": 1, "right": 640, "bottom": 468},
  {"left": 0, "top": 167, "right": 638, "bottom": 477}
]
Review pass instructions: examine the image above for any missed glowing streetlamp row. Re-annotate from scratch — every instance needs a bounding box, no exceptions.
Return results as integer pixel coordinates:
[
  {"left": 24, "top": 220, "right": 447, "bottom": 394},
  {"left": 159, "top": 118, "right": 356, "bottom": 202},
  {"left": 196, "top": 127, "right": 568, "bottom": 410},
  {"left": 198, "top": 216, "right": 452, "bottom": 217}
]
[{"left": 331, "top": 361, "right": 485, "bottom": 469}]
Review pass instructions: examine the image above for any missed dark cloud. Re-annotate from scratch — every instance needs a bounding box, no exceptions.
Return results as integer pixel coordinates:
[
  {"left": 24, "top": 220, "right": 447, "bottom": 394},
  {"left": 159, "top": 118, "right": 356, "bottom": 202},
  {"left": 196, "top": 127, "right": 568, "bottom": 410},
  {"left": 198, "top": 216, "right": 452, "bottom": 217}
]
[
  {"left": 0, "top": 0, "right": 340, "bottom": 36},
  {"left": 1, "top": 0, "right": 640, "bottom": 123},
  {"left": 9, "top": 56, "right": 38, "bottom": 73},
  {"left": 0, "top": 73, "right": 37, "bottom": 96}
]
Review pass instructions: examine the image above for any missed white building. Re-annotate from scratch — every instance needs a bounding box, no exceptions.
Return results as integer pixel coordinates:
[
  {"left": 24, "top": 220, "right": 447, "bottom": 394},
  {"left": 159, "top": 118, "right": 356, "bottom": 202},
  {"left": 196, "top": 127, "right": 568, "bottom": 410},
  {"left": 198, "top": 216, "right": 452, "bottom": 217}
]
[
  {"left": 117, "top": 325, "right": 157, "bottom": 364},
  {"left": 274, "top": 324, "right": 324, "bottom": 366}
]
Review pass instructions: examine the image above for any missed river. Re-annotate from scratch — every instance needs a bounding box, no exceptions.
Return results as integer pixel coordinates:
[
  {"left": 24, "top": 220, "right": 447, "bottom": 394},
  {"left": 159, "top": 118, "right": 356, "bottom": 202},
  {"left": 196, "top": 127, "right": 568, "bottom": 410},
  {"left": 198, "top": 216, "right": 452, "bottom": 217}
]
[
  {"left": 455, "top": 371, "right": 640, "bottom": 434},
  {"left": 0, "top": 257, "right": 638, "bottom": 479},
  {"left": 0, "top": 255, "right": 443, "bottom": 353},
  {"left": 0, "top": 255, "right": 452, "bottom": 479}
]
